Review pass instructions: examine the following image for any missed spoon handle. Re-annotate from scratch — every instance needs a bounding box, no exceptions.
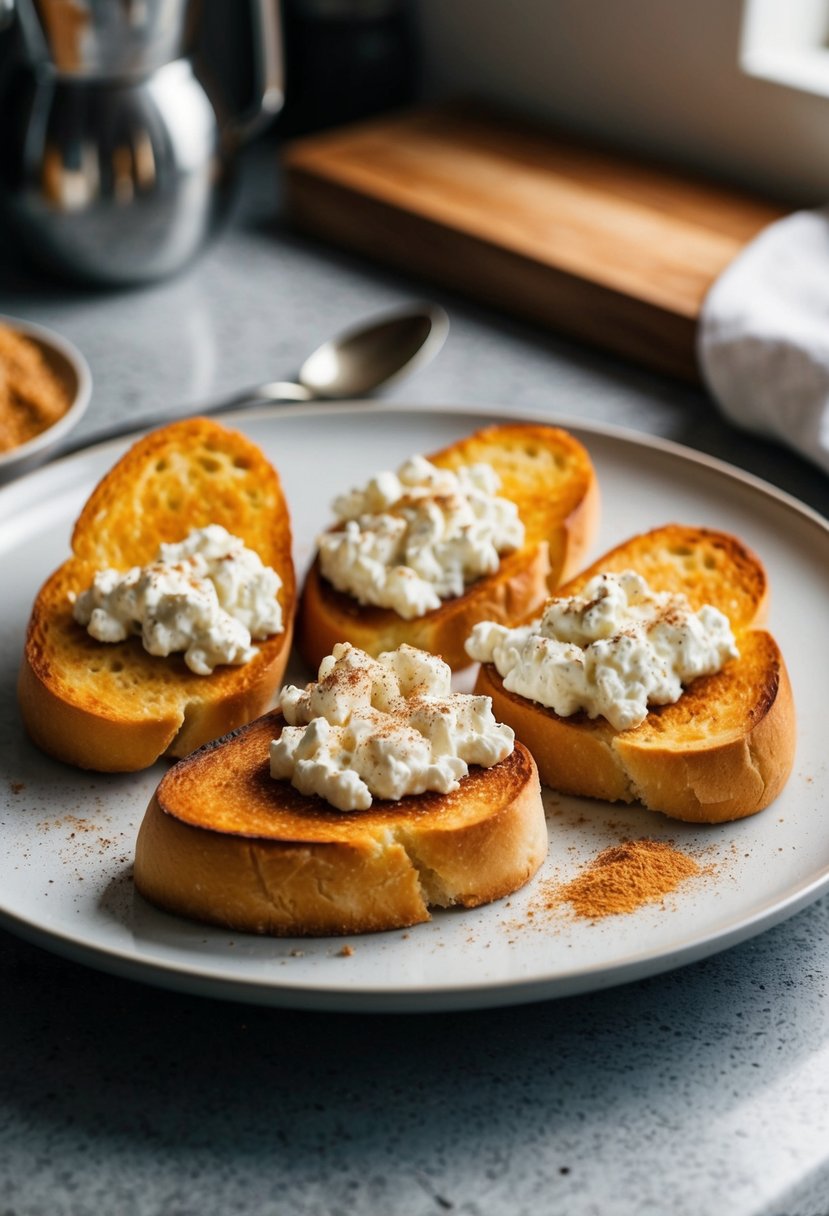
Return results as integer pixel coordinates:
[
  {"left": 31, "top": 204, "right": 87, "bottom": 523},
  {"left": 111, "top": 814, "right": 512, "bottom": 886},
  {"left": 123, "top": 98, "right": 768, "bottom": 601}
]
[{"left": 55, "top": 380, "right": 314, "bottom": 459}]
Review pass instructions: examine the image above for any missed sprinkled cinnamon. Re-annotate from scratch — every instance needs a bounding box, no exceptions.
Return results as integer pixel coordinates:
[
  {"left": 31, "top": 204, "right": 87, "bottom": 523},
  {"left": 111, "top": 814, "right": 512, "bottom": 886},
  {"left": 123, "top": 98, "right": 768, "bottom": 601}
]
[
  {"left": 559, "top": 838, "right": 700, "bottom": 919},
  {"left": 0, "top": 324, "right": 71, "bottom": 451}
]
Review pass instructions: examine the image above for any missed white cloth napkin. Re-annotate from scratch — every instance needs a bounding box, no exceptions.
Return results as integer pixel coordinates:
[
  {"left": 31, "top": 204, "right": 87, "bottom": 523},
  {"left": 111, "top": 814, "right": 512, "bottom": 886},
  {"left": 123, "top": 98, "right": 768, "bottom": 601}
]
[{"left": 698, "top": 206, "right": 829, "bottom": 476}]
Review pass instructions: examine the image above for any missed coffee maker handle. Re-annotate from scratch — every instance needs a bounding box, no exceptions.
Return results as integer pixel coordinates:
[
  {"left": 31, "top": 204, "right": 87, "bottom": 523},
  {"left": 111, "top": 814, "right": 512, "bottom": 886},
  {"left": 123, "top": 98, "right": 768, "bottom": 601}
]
[{"left": 225, "top": 0, "right": 284, "bottom": 144}]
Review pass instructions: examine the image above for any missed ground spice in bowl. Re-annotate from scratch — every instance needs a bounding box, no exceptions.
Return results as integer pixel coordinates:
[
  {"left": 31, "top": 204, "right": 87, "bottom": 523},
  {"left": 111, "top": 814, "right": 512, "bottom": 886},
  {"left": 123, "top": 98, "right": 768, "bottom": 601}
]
[
  {"left": 559, "top": 838, "right": 701, "bottom": 919},
  {"left": 0, "top": 323, "right": 72, "bottom": 452}
]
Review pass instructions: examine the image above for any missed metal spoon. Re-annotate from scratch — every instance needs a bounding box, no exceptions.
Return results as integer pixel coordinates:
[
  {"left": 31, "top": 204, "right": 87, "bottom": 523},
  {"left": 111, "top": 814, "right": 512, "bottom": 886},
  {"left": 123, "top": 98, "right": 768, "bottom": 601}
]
[{"left": 59, "top": 303, "right": 449, "bottom": 456}]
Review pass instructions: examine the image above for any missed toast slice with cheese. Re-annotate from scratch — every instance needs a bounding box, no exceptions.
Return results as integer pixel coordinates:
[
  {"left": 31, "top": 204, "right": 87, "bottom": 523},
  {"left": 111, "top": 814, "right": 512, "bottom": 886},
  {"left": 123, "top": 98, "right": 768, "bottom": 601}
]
[
  {"left": 298, "top": 423, "right": 599, "bottom": 671},
  {"left": 134, "top": 713, "right": 546, "bottom": 936},
  {"left": 18, "top": 418, "right": 296, "bottom": 772},
  {"left": 473, "top": 525, "right": 796, "bottom": 823}
]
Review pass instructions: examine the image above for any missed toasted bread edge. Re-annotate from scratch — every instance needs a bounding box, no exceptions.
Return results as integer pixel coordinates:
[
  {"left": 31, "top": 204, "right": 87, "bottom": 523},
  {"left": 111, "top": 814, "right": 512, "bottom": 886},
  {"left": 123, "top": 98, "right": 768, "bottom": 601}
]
[
  {"left": 133, "top": 740, "right": 547, "bottom": 936},
  {"left": 476, "top": 638, "right": 795, "bottom": 823},
  {"left": 18, "top": 417, "right": 297, "bottom": 771}
]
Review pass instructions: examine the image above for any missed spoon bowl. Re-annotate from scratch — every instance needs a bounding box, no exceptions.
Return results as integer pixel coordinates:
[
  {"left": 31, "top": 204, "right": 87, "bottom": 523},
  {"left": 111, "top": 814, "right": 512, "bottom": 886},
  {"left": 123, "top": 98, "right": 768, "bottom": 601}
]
[{"left": 299, "top": 305, "right": 447, "bottom": 399}]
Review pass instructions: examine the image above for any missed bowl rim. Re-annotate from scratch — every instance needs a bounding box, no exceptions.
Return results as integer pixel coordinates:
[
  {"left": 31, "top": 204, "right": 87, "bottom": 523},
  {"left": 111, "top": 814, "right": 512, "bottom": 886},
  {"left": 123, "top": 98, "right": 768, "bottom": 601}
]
[{"left": 0, "top": 313, "right": 92, "bottom": 469}]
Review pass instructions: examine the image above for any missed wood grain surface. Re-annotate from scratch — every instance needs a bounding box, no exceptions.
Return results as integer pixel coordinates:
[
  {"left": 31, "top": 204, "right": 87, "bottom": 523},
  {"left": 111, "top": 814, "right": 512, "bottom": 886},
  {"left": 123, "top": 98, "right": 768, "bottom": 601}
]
[{"left": 281, "top": 102, "right": 787, "bottom": 382}]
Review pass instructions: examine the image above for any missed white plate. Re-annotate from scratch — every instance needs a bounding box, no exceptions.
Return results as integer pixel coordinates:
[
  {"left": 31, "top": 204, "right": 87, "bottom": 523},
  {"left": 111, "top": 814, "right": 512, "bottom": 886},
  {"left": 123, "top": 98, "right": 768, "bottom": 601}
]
[{"left": 1, "top": 406, "right": 826, "bottom": 1013}]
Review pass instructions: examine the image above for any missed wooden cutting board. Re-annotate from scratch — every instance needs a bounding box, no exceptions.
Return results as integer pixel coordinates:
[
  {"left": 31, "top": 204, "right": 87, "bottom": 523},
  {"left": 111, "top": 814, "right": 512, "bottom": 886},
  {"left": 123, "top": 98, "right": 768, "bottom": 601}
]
[{"left": 281, "top": 102, "right": 788, "bottom": 382}]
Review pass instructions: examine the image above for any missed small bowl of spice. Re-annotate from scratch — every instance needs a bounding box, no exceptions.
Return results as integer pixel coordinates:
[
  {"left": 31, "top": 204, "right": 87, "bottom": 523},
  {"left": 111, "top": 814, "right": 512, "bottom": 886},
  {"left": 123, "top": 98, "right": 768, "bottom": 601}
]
[{"left": 0, "top": 314, "right": 92, "bottom": 483}]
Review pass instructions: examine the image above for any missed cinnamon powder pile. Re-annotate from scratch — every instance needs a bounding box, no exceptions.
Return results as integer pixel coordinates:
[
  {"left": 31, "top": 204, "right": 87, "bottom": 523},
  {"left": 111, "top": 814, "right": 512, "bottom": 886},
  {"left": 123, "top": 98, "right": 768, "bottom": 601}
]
[
  {"left": 0, "top": 324, "right": 71, "bottom": 452},
  {"left": 559, "top": 838, "right": 701, "bottom": 919}
]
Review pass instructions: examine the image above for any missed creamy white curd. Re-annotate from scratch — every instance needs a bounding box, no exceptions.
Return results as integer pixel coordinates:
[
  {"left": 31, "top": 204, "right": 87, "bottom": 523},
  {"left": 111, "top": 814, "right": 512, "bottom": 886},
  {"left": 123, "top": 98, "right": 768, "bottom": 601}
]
[
  {"left": 72, "top": 524, "right": 283, "bottom": 675},
  {"left": 465, "top": 569, "right": 738, "bottom": 731},
  {"left": 270, "top": 642, "right": 514, "bottom": 811},
  {"left": 317, "top": 454, "right": 524, "bottom": 619}
]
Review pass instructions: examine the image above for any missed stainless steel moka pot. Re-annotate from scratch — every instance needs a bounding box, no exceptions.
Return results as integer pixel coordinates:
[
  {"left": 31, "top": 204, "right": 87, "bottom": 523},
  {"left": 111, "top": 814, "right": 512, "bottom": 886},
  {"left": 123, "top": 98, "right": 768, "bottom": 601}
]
[{"left": 0, "top": 0, "right": 283, "bottom": 284}]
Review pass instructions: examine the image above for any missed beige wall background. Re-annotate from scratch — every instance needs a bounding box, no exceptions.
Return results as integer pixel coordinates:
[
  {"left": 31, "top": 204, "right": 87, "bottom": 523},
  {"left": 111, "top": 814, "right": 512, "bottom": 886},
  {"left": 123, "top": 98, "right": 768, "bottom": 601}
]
[{"left": 416, "top": 0, "right": 829, "bottom": 204}]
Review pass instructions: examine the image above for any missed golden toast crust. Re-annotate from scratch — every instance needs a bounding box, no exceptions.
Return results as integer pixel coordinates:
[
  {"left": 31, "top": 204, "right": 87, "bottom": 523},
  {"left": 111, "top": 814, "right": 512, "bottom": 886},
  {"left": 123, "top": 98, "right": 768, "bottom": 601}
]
[
  {"left": 133, "top": 715, "right": 547, "bottom": 936},
  {"left": 473, "top": 525, "right": 795, "bottom": 823},
  {"left": 18, "top": 418, "right": 296, "bottom": 771}
]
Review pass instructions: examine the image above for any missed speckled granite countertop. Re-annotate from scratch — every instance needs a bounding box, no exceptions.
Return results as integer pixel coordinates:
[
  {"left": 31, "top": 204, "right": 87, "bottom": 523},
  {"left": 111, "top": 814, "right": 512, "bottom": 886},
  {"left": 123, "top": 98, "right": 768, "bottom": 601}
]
[{"left": 2, "top": 149, "right": 828, "bottom": 1216}]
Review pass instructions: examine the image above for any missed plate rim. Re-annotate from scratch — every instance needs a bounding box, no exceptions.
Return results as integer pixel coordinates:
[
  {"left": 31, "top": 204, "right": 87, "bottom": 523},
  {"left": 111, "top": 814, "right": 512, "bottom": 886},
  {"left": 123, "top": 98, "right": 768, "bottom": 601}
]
[
  {"left": 2, "top": 860, "right": 828, "bottom": 1014},
  {"left": 5, "top": 398, "right": 826, "bottom": 533}
]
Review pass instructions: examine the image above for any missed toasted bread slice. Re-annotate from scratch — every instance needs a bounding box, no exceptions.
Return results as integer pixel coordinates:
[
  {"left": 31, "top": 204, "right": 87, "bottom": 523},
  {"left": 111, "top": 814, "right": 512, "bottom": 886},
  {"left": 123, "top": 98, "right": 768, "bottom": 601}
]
[
  {"left": 298, "top": 423, "right": 599, "bottom": 671},
  {"left": 474, "top": 525, "right": 796, "bottom": 823},
  {"left": 133, "top": 714, "right": 547, "bottom": 936},
  {"left": 18, "top": 419, "right": 296, "bottom": 772}
]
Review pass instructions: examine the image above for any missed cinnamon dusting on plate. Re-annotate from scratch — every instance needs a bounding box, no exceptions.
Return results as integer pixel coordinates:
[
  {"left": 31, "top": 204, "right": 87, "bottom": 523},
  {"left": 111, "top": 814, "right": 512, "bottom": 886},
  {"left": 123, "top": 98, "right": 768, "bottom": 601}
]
[{"left": 556, "top": 838, "right": 703, "bottom": 919}]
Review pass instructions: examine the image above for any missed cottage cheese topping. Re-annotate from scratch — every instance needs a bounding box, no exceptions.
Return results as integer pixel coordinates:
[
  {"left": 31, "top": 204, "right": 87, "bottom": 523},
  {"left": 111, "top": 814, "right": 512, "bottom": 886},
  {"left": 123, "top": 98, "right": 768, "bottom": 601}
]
[
  {"left": 72, "top": 525, "right": 283, "bottom": 675},
  {"left": 465, "top": 570, "right": 738, "bottom": 731},
  {"left": 270, "top": 642, "right": 514, "bottom": 811},
  {"left": 317, "top": 455, "right": 524, "bottom": 620}
]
